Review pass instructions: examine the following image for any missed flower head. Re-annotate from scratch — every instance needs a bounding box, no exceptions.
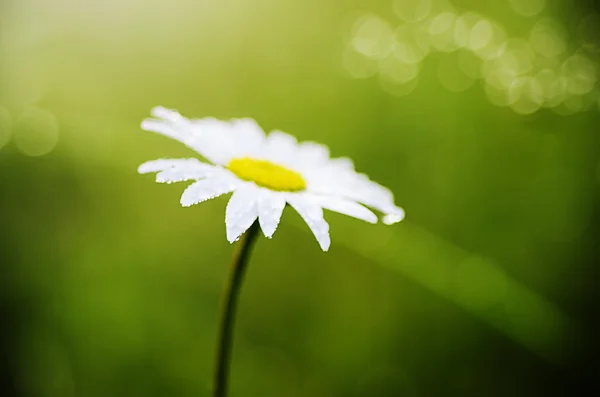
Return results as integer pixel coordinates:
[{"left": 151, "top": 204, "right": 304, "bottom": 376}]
[{"left": 138, "top": 107, "right": 405, "bottom": 251}]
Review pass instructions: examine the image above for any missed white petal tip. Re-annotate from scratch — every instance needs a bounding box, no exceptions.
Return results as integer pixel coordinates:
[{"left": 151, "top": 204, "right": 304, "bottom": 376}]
[
  {"left": 151, "top": 106, "right": 176, "bottom": 118},
  {"left": 140, "top": 119, "right": 155, "bottom": 131},
  {"left": 227, "top": 232, "right": 241, "bottom": 244},
  {"left": 366, "top": 215, "right": 378, "bottom": 224},
  {"left": 383, "top": 209, "right": 405, "bottom": 225},
  {"left": 157, "top": 175, "right": 181, "bottom": 184},
  {"left": 318, "top": 239, "right": 331, "bottom": 252},
  {"left": 259, "top": 224, "right": 277, "bottom": 239},
  {"left": 180, "top": 199, "right": 195, "bottom": 207},
  {"left": 138, "top": 162, "right": 156, "bottom": 174}
]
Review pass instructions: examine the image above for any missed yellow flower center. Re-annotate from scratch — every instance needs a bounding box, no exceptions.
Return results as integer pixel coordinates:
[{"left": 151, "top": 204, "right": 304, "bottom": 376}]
[{"left": 227, "top": 157, "right": 306, "bottom": 192}]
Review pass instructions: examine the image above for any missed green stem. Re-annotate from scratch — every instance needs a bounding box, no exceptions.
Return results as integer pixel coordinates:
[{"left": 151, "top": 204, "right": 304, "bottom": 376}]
[{"left": 213, "top": 222, "right": 260, "bottom": 397}]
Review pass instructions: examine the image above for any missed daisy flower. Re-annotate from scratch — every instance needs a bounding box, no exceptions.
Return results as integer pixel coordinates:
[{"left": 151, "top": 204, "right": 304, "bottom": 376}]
[{"left": 138, "top": 106, "right": 405, "bottom": 251}]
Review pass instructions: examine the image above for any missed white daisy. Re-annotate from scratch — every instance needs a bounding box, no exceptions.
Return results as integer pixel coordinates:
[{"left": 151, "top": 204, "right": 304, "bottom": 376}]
[{"left": 138, "top": 107, "right": 405, "bottom": 251}]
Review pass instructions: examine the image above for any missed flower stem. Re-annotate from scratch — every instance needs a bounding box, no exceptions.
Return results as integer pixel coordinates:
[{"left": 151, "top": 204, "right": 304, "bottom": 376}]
[{"left": 213, "top": 222, "right": 260, "bottom": 397}]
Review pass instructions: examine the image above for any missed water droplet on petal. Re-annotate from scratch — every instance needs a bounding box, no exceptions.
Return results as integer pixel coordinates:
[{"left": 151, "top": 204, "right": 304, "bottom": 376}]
[{"left": 383, "top": 211, "right": 405, "bottom": 225}]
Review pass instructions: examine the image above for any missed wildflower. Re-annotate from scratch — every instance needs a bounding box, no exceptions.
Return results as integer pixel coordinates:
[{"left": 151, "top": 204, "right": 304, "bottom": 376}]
[{"left": 138, "top": 107, "right": 404, "bottom": 251}]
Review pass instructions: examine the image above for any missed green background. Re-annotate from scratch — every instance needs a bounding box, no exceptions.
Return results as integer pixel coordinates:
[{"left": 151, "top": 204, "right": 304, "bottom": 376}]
[{"left": 0, "top": 0, "right": 598, "bottom": 396}]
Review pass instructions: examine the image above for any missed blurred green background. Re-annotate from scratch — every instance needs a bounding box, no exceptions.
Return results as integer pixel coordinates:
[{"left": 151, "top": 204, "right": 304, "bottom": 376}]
[{"left": 1, "top": 0, "right": 599, "bottom": 396}]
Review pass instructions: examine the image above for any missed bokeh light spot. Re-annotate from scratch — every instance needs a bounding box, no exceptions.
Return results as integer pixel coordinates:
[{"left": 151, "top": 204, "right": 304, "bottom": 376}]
[
  {"left": 546, "top": 76, "right": 569, "bottom": 108},
  {"left": 483, "top": 65, "right": 517, "bottom": 90},
  {"left": 508, "top": 76, "right": 544, "bottom": 114},
  {"left": 509, "top": 0, "right": 546, "bottom": 17},
  {"left": 484, "top": 70, "right": 516, "bottom": 107},
  {"left": 394, "top": 24, "right": 430, "bottom": 64},
  {"left": 473, "top": 22, "right": 507, "bottom": 60},
  {"left": 561, "top": 54, "right": 597, "bottom": 95},
  {"left": 529, "top": 18, "right": 566, "bottom": 59},
  {"left": 379, "top": 53, "right": 421, "bottom": 84},
  {"left": 534, "top": 69, "right": 561, "bottom": 107},
  {"left": 429, "top": 11, "right": 455, "bottom": 35},
  {"left": 469, "top": 19, "right": 493, "bottom": 51},
  {"left": 351, "top": 15, "right": 394, "bottom": 60},
  {"left": 393, "top": 0, "right": 432, "bottom": 23},
  {"left": 13, "top": 107, "right": 59, "bottom": 156},
  {"left": 342, "top": 0, "right": 600, "bottom": 116},
  {"left": 429, "top": 12, "right": 459, "bottom": 52},
  {"left": 453, "top": 12, "right": 482, "bottom": 48},
  {"left": 501, "top": 39, "right": 535, "bottom": 76},
  {"left": 342, "top": 47, "right": 379, "bottom": 79}
]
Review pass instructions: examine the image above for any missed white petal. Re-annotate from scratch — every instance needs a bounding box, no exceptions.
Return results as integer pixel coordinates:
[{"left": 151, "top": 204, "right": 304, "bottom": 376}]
[
  {"left": 346, "top": 178, "right": 405, "bottom": 224},
  {"left": 267, "top": 130, "right": 297, "bottom": 149},
  {"left": 287, "top": 194, "right": 331, "bottom": 251},
  {"left": 151, "top": 106, "right": 184, "bottom": 121},
  {"left": 262, "top": 130, "right": 299, "bottom": 165},
  {"left": 329, "top": 156, "right": 355, "bottom": 171},
  {"left": 138, "top": 158, "right": 203, "bottom": 174},
  {"left": 257, "top": 190, "right": 286, "bottom": 238},
  {"left": 383, "top": 207, "right": 405, "bottom": 225},
  {"left": 142, "top": 107, "right": 198, "bottom": 144},
  {"left": 186, "top": 117, "right": 267, "bottom": 164},
  {"left": 311, "top": 195, "right": 377, "bottom": 224},
  {"left": 190, "top": 118, "right": 239, "bottom": 164},
  {"left": 225, "top": 185, "right": 259, "bottom": 243},
  {"left": 142, "top": 108, "right": 235, "bottom": 165},
  {"left": 180, "top": 177, "right": 238, "bottom": 207},
  {"left": 306, "top": 164, "right": 405, "bottom": 225},
  {"left": 141, "top": 119, "right": 184, "bottom": 142},
  {"left": 230, "top": 118, "right": 266, "bottom": 157},
  {"left": 138, "top": 158, "right": 220, "bottom": 183},
  {"left": 297, "top": 141, "right": 330, "bottom": 164},
  {"left": 156, "top": 163, "right": 218, "bottom": 183}
]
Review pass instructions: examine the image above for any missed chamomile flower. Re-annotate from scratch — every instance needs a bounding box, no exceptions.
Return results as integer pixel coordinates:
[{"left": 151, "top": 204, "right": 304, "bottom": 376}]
[{"left": 138, "top": 107, "right": 405, "bottom": 251}]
